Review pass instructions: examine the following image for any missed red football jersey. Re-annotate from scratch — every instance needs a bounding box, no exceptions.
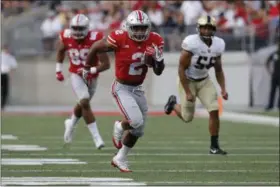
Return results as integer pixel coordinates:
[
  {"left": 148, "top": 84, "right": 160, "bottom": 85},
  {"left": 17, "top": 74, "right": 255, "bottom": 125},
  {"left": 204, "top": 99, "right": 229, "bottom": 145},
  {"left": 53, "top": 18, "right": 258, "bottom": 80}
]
[
  {"left": 107, "top": 30, "right": 164, "bottom": 84},
  {"left": 59, "top": 29, "right": 103, "bottom": 76}
]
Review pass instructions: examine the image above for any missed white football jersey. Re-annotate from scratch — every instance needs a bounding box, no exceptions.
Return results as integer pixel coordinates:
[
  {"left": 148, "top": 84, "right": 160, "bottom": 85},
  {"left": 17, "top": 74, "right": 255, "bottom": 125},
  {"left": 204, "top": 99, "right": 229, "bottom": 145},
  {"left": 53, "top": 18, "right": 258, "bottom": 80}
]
[{"left": 181, "top": 34, "right": 225, "bottom": 79}]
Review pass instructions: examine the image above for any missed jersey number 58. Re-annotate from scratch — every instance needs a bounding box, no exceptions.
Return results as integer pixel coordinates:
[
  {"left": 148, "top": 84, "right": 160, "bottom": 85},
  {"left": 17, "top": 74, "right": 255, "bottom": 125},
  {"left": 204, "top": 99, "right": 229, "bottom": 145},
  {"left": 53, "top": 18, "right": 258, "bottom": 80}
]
[{"left": 194, "top": 56, "right": 216, "bottom": 70}]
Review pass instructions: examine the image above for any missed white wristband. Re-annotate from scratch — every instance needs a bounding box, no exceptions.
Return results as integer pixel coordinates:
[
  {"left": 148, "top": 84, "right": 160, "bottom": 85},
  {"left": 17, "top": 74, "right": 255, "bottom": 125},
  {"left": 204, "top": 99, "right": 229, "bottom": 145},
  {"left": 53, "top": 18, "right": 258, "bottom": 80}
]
[
  {"left": 56, "top": 63, "right": 63, "bottom": 72},
  {"left": 90, "top": 67, "right": 97, "bottom": 74}
]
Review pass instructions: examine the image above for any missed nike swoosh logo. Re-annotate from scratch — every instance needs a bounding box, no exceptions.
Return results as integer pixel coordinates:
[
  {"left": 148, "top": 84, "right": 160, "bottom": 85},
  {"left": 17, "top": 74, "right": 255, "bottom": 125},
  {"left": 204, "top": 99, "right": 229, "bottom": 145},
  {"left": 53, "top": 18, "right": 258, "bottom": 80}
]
[{"left": 211, "top": 149, "right": 218, "bottom": 153}]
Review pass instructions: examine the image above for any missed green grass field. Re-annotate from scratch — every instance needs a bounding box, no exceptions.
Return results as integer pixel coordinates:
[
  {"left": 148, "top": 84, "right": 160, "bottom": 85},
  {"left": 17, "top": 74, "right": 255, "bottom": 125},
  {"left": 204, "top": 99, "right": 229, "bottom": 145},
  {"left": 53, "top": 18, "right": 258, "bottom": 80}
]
[{"left": 1, "top": 114, "right": 279, "bottom": 186}]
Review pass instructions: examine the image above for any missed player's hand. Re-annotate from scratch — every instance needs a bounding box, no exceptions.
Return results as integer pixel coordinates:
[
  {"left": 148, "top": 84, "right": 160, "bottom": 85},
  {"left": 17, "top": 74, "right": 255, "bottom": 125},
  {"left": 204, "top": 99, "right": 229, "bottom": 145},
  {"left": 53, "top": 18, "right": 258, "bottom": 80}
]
[
  {"left": 221, "top": 90, "right": 228, "bottom": 100},
  {"left": 78, "top": 68, "right": 94, "bottom": 84},
  {"left": 186, "top": 92, "right": 195, "bottom": 102},
  {"left": 152, "top": 43, "right": 163, "bottom": 62},
  {"left": 56, "top": 71, "right": 64, "bottom": 81}
]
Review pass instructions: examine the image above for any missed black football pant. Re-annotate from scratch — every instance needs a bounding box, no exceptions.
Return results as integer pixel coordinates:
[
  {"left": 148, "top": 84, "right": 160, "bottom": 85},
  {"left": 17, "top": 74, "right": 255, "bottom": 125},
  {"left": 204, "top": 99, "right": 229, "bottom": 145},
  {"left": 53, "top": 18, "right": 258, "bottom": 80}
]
[
  {"left": 1, "top": 73, "right": 9, "bottom": 109},
  {"left": 267, "top": 76, "right": 280, "bottom": 110}
]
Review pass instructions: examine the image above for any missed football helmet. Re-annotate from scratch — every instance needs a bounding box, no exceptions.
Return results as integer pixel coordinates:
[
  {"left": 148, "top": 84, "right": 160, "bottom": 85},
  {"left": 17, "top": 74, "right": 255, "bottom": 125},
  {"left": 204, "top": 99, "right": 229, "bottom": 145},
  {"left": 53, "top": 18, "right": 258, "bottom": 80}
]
[
  {"left": 126, "top": 10, "right": 151, "bottom": 42},
  {"left": 70, "top": 14, "right": 89, "bottom": 39},
  {"left": 197, "top": 15, "right": 216, "bottom": 39}
]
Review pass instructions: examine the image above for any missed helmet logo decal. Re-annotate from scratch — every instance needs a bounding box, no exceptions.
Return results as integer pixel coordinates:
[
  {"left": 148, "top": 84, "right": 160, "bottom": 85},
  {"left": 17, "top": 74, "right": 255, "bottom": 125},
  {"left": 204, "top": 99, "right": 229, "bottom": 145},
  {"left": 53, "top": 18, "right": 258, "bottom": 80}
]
[
  {"left": 136, "top": 10, "right": 143, "bottom": 23},
  {"left": 76, "top": 14, "right": 80, "bottom": 24}
]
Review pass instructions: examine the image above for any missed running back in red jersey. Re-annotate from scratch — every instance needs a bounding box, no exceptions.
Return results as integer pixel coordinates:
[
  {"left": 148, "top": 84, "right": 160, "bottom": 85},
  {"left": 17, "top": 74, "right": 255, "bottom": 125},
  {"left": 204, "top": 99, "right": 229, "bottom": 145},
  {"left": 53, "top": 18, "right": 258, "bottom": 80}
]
[{"left": 107, "top": 29, "right": 164, "bottom": 84}]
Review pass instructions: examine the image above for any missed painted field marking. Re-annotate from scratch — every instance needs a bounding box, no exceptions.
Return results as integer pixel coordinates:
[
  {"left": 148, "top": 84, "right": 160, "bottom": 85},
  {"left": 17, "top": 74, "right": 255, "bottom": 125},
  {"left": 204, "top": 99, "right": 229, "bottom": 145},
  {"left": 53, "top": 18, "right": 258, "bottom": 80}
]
[
  {"left": 1, "top": 144, "right": 47, "bottom": 151},
  {"left": 2, "top": 153, "right": 278, "bottom": 157},
  {"left": 3, "top": 169, "right": 279, "bottom": 173},
  {"left": 1, "top": 177, "right": 145, "bottom": 186},
  {"left": 44, "top": 146, "right": 279, "bottom": 151},
  {"left": 150, "top": 181, "right": 280, "bottom": 185},
  {"left": 1, "top": 134, "right": 18, "bottom": 140},
  {"left": 85, "top": 160, "right": 279, "bottom": 164},
  {"left": 13, "top": 138, "right": 279, "bottom": 144},
  {"left": 1, "top": 158, "right": 86, "bottom": 165}
]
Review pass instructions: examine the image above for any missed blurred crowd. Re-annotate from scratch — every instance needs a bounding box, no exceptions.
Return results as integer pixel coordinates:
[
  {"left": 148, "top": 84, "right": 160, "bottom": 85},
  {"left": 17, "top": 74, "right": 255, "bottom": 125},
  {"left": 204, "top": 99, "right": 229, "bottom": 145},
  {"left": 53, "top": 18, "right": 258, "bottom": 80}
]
[{"left": 2, "top": 0, "right": 279, "bottom": 53}]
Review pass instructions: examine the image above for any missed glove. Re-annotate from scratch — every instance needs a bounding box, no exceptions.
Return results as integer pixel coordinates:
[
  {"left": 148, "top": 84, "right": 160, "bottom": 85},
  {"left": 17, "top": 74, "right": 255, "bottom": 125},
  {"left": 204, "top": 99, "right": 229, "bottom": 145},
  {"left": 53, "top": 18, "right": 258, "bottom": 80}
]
[
  {"left": 145, "top": 44, "right": 163, "bottom": 62},
  {"left": 78, "top": 67, "right": 96, "bottom": 85},
  {"left": 56, "top": 72, "right": 64, "bottom": 81},
  {"left": 152, "top": 43, "right": 163, "bottom": 62}
]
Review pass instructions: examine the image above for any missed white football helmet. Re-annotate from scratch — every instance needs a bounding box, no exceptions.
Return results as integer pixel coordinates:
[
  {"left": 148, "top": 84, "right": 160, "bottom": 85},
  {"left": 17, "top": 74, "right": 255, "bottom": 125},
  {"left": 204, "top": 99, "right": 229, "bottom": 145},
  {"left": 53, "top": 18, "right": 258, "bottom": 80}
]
[
  {"left": 126, "top": 10, "right": 151, "bottom": 42},
  {"left": 70, "top": 14, "right": 89, "bottom": 39},
  {"left": 197, "top": 15, "right": 217, "bottom": 40}
]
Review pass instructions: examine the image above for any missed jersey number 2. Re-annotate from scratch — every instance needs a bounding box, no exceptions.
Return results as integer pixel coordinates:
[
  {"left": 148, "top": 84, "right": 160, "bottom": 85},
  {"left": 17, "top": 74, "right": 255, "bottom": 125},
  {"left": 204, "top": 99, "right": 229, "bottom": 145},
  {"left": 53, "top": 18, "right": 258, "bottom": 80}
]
[
  {"left": 194, "top": 56, "right": 215, "bottom": 70},
  {"left": 129, "top": 52, "right": 146, "bottom": 75}
]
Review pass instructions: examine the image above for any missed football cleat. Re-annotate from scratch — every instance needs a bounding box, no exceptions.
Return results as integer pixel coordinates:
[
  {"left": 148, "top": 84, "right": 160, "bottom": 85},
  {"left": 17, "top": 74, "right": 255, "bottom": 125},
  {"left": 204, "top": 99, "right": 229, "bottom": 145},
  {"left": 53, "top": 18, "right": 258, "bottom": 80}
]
[
  {"left": 164, "top": 95, "right": 177, "bottom": 115},
  {"left": 64, "top": 119, "right": 75, "bottom": 144},
  {"left": 112, "top": 121, "right": 124, "bottom": 149},
  {"left": 111, "top": 155, "right": 132, "bottom": 172},
  {"left": 93, "top": 135, "right": 105, "bottom": 150},
  {"left": 209, "top": 147, "right": 227, "bottom": 155}
]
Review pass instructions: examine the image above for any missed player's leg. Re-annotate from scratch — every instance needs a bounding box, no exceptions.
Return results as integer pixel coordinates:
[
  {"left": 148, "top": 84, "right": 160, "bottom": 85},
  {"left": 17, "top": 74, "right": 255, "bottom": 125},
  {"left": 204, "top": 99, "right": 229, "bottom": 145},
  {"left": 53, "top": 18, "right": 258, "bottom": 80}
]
[
  {"left": 197, "top": 78, "right": 226, "bottom": 155},
  {"left": 165, "top": 79, "right": 196, "bottom": 123},
  {"left": 71, "top": 74, "right": 104, "bottom": 149},
  {"left": 64, "top": 103, "right": 82, "bottom": 143},
  {"left": 111, "top": 82, "right": 145, "bottom": 172}
]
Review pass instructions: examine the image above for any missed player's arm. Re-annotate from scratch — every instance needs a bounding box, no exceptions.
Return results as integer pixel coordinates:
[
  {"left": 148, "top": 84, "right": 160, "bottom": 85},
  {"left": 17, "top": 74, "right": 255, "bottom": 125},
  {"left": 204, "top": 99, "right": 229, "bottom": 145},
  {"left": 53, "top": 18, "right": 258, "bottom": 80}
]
[
  {"left": 178, "top": 50, "right": 192, "bottom": 95},
  {"left": 151, "top": 34, "right": 165, "bottom": 75},
  {"left": 55, "top": 37, "right": 66, "bottom": 72},
  {"left": 214, "top": 56, "right": 226, "bottom": 93},
  {"left": 152, "top": 46, "right": 165, "bottom": 76},
  {"left": 85, "top": 38, "right": 115, "bottom": 71},
  {"left": 94, "top": 52, "right": 110, "bottom": 73},
  {"left": 55, "top": 36, "right": 66, "bottom": 81}
]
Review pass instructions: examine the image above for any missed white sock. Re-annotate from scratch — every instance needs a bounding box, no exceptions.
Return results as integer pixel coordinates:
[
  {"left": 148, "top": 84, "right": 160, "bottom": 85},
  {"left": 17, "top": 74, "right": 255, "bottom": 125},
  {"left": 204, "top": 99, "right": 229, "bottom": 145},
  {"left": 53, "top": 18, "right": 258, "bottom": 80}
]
[
  {"left": 116, "top": 145, "right": 131, "bottom": 160},
  {"left": 87, "top": 121, "right": 101, "bottom": 138},
  {"left": 116, "top": 121, "right": 124, "bottom": 132},
  {"left": 70, "top": 114, "right": 79, "bottom": 126}
]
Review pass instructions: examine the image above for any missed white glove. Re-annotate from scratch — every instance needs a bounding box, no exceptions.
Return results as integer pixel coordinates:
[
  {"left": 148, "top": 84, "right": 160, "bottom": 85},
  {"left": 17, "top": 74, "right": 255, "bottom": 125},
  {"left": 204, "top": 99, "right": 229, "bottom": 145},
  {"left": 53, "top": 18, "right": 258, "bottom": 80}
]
[{"left": 152, "top": 43, "right": 163, "bottom": 62}]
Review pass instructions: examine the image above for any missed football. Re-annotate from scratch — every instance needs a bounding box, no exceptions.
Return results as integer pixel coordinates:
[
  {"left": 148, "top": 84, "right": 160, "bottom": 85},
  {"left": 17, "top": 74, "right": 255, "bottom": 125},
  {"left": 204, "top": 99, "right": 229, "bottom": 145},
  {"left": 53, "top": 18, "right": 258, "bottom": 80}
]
[{"left": 144, "top": 54, "right": 155, "bottom": 67}]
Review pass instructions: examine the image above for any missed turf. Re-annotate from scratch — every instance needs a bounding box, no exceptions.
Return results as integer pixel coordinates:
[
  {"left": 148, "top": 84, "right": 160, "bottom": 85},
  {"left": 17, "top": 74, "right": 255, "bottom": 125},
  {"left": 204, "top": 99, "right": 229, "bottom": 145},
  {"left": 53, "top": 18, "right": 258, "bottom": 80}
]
[{"left": 1, "top": 115, "right": 279, "bottom": 186}]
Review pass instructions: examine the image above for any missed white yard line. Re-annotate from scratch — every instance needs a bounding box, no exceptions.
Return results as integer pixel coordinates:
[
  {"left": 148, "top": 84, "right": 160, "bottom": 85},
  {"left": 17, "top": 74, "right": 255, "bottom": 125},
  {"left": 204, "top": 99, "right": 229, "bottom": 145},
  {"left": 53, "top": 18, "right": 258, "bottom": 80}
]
[
  {"left": 1, "top": 134, "right": 18, "bottom": 140},
  {"left": 1, "top": 177, "right": 145, "bottom": 186},
  {"left": 3, "top": 169, "right": 278, "bottom": 173},
  {"left": 2, "top": 153, "right": 279, "bottom": 156},
  {"left": 82, "top": 160, "right": 279, "bottom": 164},
  {"left": 6, "top": 138, "right": 279, "bottom": 145},
  {"left": 150, "top": 181, "right": 280, "bottom": 185},
  {"left": 220, "top": 111, "right": 279, "bottom": 127},
  {"left": 42, "top": 146, "right": 279, "bottom": 150},
  {"left": 1, "top": 158, "right": 87, "bottom": 165},
  {"left": 1, "top": 144, "right": 47, "bottom": 151}
]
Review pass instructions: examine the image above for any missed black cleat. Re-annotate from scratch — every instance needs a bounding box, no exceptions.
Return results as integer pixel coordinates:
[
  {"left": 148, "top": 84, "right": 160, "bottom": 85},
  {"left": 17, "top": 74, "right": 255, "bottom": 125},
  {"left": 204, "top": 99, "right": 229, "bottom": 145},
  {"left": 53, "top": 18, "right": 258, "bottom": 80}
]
[
  {"left": 209, "top": 147, "right": 227, "bottom": 155},
  {"left": 164, "top": 95, "right": 177, "bottom": 115}
]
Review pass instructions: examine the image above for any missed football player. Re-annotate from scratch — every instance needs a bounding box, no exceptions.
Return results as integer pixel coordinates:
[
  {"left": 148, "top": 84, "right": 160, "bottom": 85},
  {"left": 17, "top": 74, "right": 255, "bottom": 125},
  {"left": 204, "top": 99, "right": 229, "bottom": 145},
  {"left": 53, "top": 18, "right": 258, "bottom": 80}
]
[
  {"left": 56, "top": 14, "right": 110, "bottom": 149},
  {"left": 164, "top": 15, "right": 228, "bottom": 155},
  {"left": 83, "top": 10, "right": 165, "bottom": 172}
]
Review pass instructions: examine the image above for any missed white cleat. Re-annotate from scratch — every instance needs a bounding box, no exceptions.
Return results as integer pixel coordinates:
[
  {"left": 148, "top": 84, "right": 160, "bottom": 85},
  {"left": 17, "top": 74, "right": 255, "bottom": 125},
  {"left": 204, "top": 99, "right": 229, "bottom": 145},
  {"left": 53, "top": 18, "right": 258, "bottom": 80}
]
[
  {"left": 111, "top": 155, "right": 132, "bottom": 172},
  {"left": 112, "top": 121, "right": 124, "bottom": 149},
  {"left": 64, "top": 119, "right": 75, "bottom": 144},
  {"left": 93, "top": 135, "right": 105, "bottom": 150}
]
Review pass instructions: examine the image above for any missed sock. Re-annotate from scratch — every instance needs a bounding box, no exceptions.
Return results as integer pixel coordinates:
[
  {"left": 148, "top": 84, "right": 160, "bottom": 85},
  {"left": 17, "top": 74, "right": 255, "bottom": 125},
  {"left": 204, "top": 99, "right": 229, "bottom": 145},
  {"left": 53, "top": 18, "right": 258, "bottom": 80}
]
[
  {"left": 116, "top": 145, "right": 131, "bottom": 160},
  {"left": 70, "top": 114, "right": 79, "bottom": 126},
  {"left": 87, "top": 121, "right": 100, "bottom": 138},
  {"left": 116, "top": 121, "right": 124, "bottom": 131},
  {"left": 211, "top": 135, "right": 219, "bottom": 148}
]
